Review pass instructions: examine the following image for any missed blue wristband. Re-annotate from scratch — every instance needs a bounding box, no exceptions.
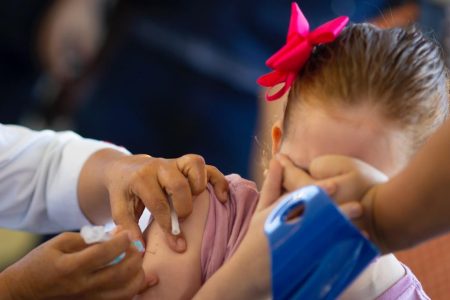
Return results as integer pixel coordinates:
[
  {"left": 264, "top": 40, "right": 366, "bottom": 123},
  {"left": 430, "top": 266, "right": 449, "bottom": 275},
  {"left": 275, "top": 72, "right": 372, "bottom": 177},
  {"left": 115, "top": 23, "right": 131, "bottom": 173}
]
[{"left": 264, "top": 186, "right": 379, "bottom": 300}]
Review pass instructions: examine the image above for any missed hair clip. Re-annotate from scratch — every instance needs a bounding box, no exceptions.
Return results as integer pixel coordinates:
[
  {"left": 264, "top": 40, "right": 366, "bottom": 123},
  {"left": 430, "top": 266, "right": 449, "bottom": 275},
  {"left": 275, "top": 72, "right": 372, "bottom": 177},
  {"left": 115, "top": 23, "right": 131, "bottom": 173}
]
[{"left": 257, "top": 3, "right": 349, "bottom": 101}]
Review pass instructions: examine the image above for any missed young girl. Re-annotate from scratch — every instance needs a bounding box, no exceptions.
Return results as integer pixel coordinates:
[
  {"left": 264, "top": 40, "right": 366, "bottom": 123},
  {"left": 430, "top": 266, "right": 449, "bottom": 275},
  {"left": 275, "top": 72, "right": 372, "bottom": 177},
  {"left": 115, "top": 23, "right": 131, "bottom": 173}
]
[{"left": 136, "top": 3, "right": 447, "bottom": 299}]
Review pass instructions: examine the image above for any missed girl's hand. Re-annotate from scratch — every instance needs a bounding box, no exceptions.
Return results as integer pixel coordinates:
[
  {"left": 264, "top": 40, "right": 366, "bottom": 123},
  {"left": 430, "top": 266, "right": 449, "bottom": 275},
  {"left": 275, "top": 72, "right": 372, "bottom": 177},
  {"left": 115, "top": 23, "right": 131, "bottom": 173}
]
[
  {"left": 194, "top": 156, "right": 381, "bottom": 299},
  {"left": 278, "top": 154, "right": 388, "bottom": 204},
  {"left": 278, "top": 154, "right": 388, "bottom": 238},
  {"left": 224, "top": 158, "right": 285, "bottom": 298}
]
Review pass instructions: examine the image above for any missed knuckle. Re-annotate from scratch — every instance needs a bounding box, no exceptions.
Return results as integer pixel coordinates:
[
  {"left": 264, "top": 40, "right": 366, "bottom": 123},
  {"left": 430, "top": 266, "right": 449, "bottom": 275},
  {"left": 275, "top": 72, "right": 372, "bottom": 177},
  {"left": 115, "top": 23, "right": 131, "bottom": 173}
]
[
  {"left": 57, "top": 232, "right": 77, "bottom": 242},
  {"left": 183, "top": 154, "right": 205, "bottom": 166},
  {"left": 134, "top": 158, "right": 162, "bottom": 178},
  {"left": 149, "top": 157, "right": 165, "bottom": 168},
  {"left": 206, "top": 164, "right": 219, "bottom": 173},
  {"left": 136, "top": 154, "right": 152, "bottom": 160}
]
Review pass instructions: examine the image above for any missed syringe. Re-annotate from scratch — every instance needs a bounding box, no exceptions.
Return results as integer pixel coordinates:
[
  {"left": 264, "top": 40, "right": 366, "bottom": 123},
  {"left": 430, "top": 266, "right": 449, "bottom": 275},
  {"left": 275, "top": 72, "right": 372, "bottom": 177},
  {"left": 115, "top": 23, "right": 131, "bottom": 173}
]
[{"left": 168, "top": 196, "right": 180, "bottom": 236}]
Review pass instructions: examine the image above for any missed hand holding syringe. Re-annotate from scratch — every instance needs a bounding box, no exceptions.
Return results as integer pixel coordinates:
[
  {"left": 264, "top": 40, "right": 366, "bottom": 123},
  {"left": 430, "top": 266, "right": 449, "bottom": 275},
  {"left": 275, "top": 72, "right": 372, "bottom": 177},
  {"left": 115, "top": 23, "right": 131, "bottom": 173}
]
[
  {"left": 81, "top": 225, "right": 151, "bottom": 266},
  {"left": 81, "top": 226, "right": 130, "bottom": 265},
  {"left": 81, "top": 196, "right": 180, "bottom": 264}
]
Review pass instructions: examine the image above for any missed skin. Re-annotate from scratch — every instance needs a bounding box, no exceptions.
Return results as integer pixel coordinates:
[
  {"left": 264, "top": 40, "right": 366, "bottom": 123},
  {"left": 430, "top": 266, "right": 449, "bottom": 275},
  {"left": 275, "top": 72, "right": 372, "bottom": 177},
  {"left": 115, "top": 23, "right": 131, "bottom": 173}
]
[
  {"left": 0, "top": 149, "right": 229, "bottom": 300},
  {"left": 362, "top": 117, "right": 450, "bottom": 252},
  {"left": 271, "top": 106, "right": 450, "bottom": 253},
  {"left": 271, "top": 103, "right": 408, "bottom": 177},
  {"left": 136, "top": 190, "right": 210, "bottom": 300},
  {"left": 193, "top": 157, "right": 372, "bottom": 300},
  {"left": 194, "top": 159, "right": 282, "bottom": 300},
  {"left": 0, "top": 231, "right": 148, "bottom": 300},
  {"left": 78, "top": 150, "right": 228, "bottom": 251},
  {"left": 195, "top": 101, "right": 412, "bottom": 299}
]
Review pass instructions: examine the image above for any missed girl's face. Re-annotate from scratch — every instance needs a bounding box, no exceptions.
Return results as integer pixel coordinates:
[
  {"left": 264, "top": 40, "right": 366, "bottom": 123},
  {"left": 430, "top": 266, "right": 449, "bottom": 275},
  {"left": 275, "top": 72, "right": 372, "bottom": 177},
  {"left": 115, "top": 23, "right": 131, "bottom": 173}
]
[{"left": 272, "top": 102, "right": 409, "bottom": 177}]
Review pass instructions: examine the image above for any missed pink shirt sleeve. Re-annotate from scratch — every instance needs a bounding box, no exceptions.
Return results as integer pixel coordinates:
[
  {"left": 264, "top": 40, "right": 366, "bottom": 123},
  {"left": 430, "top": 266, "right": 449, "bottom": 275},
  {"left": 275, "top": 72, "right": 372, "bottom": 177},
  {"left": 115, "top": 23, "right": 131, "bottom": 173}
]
[
  {"left": 376, "top": 264, "right": 430, "bottom": 300},
  {"left": 200, "top": 174, "right": 259, "bottom": 283}
]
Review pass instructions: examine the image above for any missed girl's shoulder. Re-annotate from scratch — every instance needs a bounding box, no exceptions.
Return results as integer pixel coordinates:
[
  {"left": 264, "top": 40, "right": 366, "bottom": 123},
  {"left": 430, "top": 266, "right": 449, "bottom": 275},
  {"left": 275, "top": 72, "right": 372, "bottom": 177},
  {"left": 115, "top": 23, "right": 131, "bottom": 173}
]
[{"left": 225, "top": 173, "right": 259, "bottom": 202}]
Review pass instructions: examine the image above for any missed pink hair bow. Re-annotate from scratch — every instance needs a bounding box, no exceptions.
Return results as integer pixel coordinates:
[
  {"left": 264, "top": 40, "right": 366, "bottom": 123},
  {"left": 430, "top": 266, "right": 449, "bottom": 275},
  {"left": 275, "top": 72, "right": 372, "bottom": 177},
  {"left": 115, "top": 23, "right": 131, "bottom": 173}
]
[{"left": 257, "top": 3, "right": 349, "bottom": 101}]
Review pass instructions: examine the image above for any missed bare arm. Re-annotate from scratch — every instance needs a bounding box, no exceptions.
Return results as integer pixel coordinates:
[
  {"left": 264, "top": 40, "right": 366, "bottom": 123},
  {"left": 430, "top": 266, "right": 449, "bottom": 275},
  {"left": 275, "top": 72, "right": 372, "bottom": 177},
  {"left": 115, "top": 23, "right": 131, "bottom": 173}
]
[
  {"left": 78, "top": 150, "right": 228, "bottom": 251},
  {"left": 366, "top": 118, "right": 450, "bottom": 252},
  {"left": 77, "top": 148, "right": 124, "bottom": 226},
  {"left": 0, "top": 274, "right": 13, "bottom": 300},
  {"left": 136, "top": 190, "right": 210, "bottom": 299}
]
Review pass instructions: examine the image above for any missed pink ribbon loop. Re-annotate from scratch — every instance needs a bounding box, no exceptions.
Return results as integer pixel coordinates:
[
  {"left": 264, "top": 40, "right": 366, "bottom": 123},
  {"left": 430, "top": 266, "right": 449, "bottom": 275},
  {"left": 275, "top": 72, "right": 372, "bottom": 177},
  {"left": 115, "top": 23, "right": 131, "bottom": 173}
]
[{"left": 257, "top": 3, "right": 349, "bottom": 101}]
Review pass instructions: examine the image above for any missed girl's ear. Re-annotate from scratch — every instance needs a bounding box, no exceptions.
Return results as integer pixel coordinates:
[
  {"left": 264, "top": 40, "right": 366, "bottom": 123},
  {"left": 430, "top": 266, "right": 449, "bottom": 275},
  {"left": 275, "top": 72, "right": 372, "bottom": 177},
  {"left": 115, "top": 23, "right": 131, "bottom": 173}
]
[{"left": 271, "top": 120, "right": 283, "bottom": 156}]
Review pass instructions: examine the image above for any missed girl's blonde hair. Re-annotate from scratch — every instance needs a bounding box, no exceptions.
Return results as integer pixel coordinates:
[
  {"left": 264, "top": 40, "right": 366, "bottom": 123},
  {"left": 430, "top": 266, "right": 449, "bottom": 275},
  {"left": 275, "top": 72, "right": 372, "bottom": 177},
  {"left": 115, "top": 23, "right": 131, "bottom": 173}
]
[{"left": 284, "top": 23, "right": 449, "bottom": 153}]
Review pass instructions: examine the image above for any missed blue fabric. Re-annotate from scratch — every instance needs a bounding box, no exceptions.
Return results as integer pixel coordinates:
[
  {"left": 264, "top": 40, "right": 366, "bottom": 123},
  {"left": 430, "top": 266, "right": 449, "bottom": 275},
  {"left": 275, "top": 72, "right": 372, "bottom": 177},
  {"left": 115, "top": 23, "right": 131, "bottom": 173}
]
[
  {"left": 0, "top": 0, "right": 53, "bottom": 123},
  {"left": 120, "top": 0, "right": 397, "bottom": 93},
  {"left": 0, "top": 1, "right": 404, "bottom": 177},
  {"left": 74, "top": 1, "right": 400, "bottom": 177},
  {"left": 75, "top": 34, "right": 257, "bottom": 176},
  {"left": 418, "top": 0, "right": 446, "bottom": 41}
]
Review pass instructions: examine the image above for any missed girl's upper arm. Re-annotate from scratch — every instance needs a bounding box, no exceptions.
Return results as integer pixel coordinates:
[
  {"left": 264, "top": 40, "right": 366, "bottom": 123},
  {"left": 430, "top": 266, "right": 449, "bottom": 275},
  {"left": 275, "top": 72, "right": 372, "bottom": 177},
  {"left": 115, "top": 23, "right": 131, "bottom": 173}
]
[{"left": 136, "top": 190, "right": 210, "bottom": 300}]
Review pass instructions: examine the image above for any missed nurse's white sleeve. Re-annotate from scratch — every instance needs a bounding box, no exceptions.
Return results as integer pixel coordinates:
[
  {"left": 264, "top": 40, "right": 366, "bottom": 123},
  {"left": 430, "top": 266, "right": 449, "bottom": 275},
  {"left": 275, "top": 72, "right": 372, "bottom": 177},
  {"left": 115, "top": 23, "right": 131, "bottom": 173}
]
[{"left": 0, "top": 124, "right": 129, "bottom": 233}]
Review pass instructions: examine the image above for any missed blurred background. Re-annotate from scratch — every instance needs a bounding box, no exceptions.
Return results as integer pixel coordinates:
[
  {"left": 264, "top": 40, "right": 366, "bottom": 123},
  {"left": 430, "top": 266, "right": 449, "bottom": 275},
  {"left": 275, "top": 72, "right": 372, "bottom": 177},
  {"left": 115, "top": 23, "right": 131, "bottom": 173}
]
[{"left": 0, "top": 0, "right": 449, "bottom": 298}]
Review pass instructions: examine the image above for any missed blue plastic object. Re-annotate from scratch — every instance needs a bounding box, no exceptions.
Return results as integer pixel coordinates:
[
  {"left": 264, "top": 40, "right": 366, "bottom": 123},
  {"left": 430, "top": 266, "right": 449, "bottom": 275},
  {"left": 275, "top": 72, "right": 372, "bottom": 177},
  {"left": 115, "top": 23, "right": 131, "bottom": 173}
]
[{"left": 264, "top": 186, "right": 379, "bottom": 300}]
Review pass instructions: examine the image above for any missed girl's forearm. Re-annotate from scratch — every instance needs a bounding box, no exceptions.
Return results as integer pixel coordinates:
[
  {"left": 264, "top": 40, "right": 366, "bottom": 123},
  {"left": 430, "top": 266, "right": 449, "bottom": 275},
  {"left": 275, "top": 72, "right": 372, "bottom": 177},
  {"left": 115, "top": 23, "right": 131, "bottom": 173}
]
[
  {"left": 194, "top": 255, "right": 270, "bottom": 300},
  {"left": 194, "top": 224, "right": 271, "bottom": 299}
]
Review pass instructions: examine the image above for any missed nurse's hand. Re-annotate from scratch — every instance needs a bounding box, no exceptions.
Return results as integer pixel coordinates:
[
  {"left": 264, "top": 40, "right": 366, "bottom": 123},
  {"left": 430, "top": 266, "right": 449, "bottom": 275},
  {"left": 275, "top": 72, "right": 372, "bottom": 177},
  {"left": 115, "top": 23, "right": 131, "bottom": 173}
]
[
  {"left": 0, "top": 231, "right": 153, "bottom": 300},
  {"left": 79, "top": 150, "right": 229, "bottom": 253}
]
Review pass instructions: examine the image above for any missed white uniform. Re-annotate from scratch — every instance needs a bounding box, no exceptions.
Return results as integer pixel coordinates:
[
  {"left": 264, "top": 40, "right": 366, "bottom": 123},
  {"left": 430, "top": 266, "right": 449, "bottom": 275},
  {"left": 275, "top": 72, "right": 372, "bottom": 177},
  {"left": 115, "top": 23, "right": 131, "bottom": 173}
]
[{"left": 0, "top": 124, "right": 128, "bottom": 233}]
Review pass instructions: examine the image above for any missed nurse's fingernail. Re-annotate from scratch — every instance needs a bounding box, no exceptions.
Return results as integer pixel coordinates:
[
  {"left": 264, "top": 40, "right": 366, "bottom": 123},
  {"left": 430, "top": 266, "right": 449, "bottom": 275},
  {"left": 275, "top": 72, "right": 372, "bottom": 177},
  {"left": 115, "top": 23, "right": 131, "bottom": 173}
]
[
  {"left": 133, "top": 240, "right": 145, "bottom": 253},
  {"left": 176, "top": 237, "right": 186, "bottom": 252},
  {"left": 109, "top": 252, "right": 126, "bottom": 265}
]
